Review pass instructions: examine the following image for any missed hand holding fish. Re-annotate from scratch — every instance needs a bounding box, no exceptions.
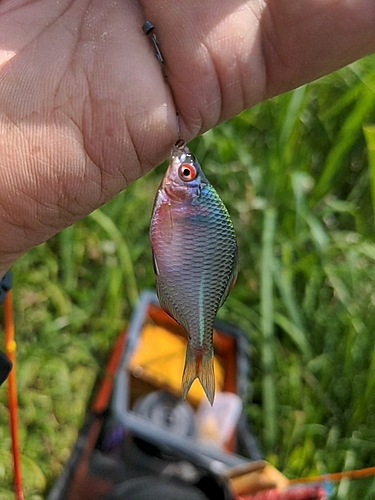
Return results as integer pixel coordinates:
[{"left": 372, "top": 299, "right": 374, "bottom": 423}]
[{"left": 0, "top": 0, "right": 374, "bottom": 275}]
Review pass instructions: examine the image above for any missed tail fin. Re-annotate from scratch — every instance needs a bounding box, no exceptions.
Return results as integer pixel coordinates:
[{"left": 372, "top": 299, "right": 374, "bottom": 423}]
[{"left": 182, "top": 345, "right": 215, "bottom": 405}]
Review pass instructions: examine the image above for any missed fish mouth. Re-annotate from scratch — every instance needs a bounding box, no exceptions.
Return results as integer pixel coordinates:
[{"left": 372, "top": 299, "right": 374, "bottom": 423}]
[{"left": 171, "top": 140, "right": 190, "bottom": 162}]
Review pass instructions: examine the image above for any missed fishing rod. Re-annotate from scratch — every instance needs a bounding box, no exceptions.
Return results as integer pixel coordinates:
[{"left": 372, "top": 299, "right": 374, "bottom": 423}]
[{"left": 1, "top": 271, "right": 24, "bottom": 500}]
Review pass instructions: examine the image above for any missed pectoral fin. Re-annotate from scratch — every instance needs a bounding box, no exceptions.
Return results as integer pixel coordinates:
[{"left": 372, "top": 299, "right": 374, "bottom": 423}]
[
  {"left": 152, "top": 251, "right": 160, "bottom": 276},
  {"left": 157, "top": 202, "right": 174, "bottom": 244}
]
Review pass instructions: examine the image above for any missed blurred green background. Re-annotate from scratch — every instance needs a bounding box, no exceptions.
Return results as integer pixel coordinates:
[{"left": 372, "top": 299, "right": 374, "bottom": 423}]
[{"left": 2, "top": 55, "right": 375, "bottom": 499}]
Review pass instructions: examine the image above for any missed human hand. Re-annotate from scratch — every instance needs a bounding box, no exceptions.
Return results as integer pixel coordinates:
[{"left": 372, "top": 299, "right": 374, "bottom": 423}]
[{"left": 0, "top": 0, "right": 374, "bottom": 275}]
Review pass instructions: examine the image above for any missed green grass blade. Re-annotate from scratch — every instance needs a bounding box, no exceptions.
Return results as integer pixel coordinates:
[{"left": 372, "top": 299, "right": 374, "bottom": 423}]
[
  {"left": 314, "top": 87, "right": 375, "bottom": 199},
  {"left": 273, "top": 312, "right": 311, "bottom": 360},
  {"left": 59, "top": 225, "right": 76, "bottom": 291},
  {"left": 363, "top": 124, "right": 375, "bottom": 223},
  {"left": 273, "top": 253, "right": 309, "bottom": 350},
  {"left": 279, "top": 85, "right": 308, "bottom": 164},
  {"left": 89, "top": 208, "right": 139, "bottom": 307},
  {"left": 260, "top": 206, "right": 277, "bottom": 452}
]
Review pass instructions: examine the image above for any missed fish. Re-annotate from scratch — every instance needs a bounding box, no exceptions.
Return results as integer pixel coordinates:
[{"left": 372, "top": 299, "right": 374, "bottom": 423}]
[{"left": 150, "top": 140, "right": 238, "bottom": 405}]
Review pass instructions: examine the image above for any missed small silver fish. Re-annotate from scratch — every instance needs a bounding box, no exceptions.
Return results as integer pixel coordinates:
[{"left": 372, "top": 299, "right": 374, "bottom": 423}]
[{"left": 150, "top": 140, "right": 238, "bottom": 404}]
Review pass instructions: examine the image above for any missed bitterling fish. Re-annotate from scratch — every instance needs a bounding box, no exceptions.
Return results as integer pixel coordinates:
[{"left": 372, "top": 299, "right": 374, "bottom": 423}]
[{"left": 150, "top": 140, "right": 238, "bottom": 405}]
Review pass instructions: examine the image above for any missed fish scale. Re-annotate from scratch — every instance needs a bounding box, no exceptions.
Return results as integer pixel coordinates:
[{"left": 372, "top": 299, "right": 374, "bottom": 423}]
[{"left": 150, "top": 141, "right": 238, "bottom": 404}]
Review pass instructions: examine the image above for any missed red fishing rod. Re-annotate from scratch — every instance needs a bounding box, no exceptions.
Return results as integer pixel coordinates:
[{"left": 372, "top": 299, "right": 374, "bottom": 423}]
[{"left": 1, "top": 272, "right": 24, "bottom": 500}]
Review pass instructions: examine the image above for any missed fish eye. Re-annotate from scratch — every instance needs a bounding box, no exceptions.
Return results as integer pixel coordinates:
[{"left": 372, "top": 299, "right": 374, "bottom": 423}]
[{"left": 178, "top": 163, "right": 197, "bottom": 182}]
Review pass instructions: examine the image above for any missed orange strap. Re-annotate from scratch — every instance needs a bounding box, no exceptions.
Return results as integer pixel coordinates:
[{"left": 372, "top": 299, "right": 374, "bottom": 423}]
[{"left": 289, "top": 465, "right": 375, "bottom": 485}]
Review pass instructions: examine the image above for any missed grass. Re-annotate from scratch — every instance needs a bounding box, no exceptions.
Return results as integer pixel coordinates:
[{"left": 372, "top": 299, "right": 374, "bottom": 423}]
[{"left": 1, "top": 54, "right": 375, "bottom": 499}]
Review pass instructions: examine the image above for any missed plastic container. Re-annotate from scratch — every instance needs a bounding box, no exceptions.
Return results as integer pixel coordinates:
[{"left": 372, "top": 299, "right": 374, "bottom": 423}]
[{"left": 196, "top": 392, "right": 243, "bottom": 449}]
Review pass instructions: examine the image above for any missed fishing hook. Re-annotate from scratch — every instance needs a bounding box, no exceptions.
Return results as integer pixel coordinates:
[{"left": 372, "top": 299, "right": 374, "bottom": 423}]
[
  {"left": 142, "top": 21, "right": 164, "bottom": 63},
  {"left": 142, "top": 21, "right": 181, "bottom": 139}
]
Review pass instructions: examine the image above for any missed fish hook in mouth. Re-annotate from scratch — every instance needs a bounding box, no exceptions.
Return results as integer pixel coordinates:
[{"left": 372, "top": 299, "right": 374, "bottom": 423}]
[
  {"left": 174, "top": 139, "right": 186, "bottom": 150},
  {"left": 171, "top": 140, "right": 190, "bottom": 164}
]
